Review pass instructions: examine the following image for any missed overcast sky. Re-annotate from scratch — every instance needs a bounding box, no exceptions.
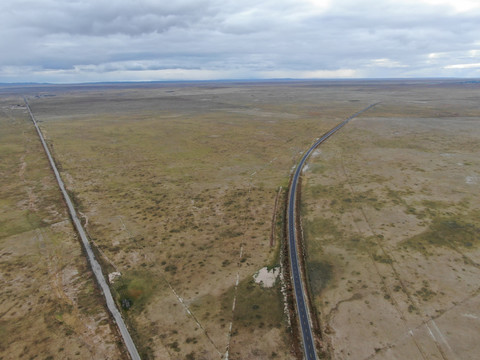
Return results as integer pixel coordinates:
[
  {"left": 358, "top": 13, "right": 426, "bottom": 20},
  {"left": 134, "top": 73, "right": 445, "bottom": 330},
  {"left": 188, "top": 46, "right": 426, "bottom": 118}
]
[{"left": 1, "top": 0, "right": 480, "bottom": 83}]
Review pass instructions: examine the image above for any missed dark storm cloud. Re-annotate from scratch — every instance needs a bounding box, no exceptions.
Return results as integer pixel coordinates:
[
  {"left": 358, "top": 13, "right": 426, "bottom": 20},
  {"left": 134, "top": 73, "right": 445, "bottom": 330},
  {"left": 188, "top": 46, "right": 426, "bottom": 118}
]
[{"left": 1, "top": 0, "right": 480, "bottom": 82}]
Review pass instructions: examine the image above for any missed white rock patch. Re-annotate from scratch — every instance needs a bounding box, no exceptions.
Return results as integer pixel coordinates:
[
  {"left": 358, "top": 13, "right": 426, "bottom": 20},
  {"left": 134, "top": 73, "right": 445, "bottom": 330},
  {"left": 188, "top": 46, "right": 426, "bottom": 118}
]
[
  {"left": 108, "top": 272, "right": 121, "bottom": 284},
  {"left": 465, "top": 176, "right": 478, "bottom": 185},
  {"left": 254, "top": 267, "right": 280, "bottom": 288}
]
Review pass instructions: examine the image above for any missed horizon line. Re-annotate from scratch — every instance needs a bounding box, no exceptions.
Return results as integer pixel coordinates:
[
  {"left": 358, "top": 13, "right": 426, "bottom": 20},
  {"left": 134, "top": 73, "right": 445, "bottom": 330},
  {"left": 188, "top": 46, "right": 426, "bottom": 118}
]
[{"left": 1, "top": 77, "right": 480, "bottom": 87}]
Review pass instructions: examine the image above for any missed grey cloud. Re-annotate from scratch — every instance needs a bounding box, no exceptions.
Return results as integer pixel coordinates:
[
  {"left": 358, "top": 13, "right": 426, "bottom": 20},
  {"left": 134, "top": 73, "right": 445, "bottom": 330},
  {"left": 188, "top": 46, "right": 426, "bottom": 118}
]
[
  {"left": 4, "top": 0, "right": 215, "bottom": 36},
  {"left": 1, "top": 0, "right": 480, "bottom": 82}
]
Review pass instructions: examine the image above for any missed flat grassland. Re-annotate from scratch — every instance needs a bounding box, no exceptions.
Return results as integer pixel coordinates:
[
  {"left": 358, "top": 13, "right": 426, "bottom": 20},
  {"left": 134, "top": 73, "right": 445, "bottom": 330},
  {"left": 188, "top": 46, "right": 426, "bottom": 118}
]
[
  {"left": 24, "top": 82, "right": 358, "bottom": 360},
  {"left": 0, "top": 96, "right": 125, "bottom": 359},
  {"left": 301, "top": 84, "right": 480, "bottom": 359},
  {"left": 2, "top": 80, "right": 479, "bottom": 360}
]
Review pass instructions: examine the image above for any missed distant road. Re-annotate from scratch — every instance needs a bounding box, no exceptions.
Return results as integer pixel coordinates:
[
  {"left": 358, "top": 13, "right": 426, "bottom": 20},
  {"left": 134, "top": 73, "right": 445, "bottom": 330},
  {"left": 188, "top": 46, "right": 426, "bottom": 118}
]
[
  {"left": 24, "top": 97, "right": 142, "bottom": 360},
  {"left": 287, "top": 103, "right": 378, "bottom": 360}
]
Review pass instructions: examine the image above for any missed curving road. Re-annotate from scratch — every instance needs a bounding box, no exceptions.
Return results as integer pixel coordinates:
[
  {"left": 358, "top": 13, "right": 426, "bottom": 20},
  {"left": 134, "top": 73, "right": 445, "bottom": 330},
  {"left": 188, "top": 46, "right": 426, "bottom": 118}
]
[
  {"left": 287, "top": 103, "right": 378, "bottom": 360},
  {"left": 24, "top": 97, "right": 142, "bottom": 360}
]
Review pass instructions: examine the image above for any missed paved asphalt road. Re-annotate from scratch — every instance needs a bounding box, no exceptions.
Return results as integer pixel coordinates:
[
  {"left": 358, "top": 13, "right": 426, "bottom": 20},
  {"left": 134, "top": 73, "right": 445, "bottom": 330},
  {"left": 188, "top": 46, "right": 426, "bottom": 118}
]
[
  {"left": 287, "top": 103, "right": 378, "bottom": 360},
  {"left": 25, "top": 98, "right": 142, "bottom": 360}
]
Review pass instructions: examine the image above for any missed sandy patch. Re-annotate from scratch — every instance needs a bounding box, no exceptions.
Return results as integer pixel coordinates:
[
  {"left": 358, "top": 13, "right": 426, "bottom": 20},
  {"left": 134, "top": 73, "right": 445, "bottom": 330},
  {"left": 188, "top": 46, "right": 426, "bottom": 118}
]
[{"left": 253, "top": 267, "right": 280, "bottom": 288}]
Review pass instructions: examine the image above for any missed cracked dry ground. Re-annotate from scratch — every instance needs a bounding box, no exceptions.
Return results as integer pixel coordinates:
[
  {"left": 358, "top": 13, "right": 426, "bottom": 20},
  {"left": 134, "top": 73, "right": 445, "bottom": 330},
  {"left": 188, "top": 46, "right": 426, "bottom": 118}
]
[{"left": 302, "top": 86, "right": 480, "bottom": 360}]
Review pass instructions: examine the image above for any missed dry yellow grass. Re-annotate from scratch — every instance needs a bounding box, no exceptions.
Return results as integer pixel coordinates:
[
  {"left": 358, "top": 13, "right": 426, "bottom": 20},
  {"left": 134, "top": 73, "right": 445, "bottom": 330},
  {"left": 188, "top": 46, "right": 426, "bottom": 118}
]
[
  {"left": 4, "top": 80, "right": 478, "bottom": 360},
  {"left": 27, "top": 83, "right": 345, "bottom": 359},
  {"left": 0, "top": 96, "right": 125, "bottom": 359},
  {"left": 301, "top": 85, "right": 480, "bottom": 359}
]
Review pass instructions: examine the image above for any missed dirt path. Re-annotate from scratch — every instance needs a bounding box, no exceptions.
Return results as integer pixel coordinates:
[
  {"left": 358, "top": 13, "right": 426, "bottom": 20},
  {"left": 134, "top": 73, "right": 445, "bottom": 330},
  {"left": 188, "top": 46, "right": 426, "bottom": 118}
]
[{"left": 24, "top": 97, "right": 141, "bottom": 360}]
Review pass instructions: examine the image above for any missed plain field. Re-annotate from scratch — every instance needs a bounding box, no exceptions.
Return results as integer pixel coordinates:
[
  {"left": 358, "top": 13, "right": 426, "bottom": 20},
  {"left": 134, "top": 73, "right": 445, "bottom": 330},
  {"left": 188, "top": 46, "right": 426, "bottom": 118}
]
[
  {"left": 1, "top": 80, "right": 479, "bottom": 359},
  {"left": 0, "top": 96, "right": 125, "bottom": 359},
  {"left": 301, "top": 86, "right": 480, "bottom": 359}
]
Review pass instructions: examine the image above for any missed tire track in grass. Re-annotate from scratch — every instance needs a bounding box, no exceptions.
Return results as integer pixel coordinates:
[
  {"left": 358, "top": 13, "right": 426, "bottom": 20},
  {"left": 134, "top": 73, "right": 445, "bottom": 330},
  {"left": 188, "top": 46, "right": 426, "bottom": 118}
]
[
  {"left": 366, "top": 286, "right": 480, "bottom": 359},
  {"left": 337, "top": 154, "right": 430, "bottom": 360},
  {"left": 164, "top": 279, "right": 223, "bottom": 357},
  {"left": 224, "top": 180, "right": 250, "bottom": 360},
  {"left": 337, "top": 132, "right": 451, "bottom": 360},
  {"left": 224, "top": 155, "right": 279, "bottom": 359}
]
